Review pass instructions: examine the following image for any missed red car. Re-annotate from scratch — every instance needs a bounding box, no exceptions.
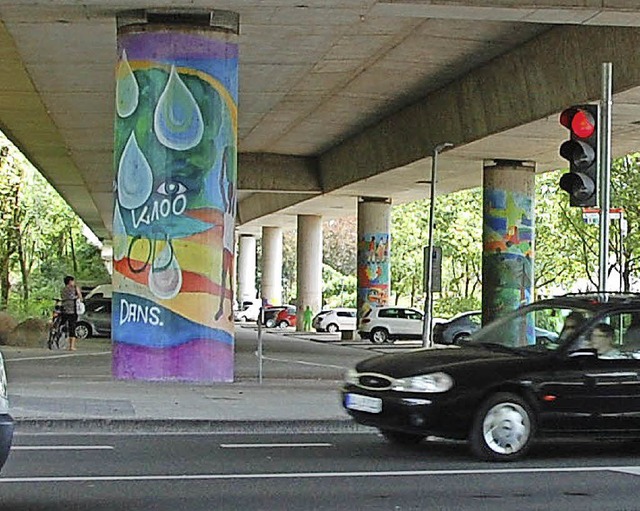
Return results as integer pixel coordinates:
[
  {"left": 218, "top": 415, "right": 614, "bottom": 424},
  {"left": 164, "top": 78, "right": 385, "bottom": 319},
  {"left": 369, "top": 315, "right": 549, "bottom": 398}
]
[{"left": 276, "top": 306, "right": 297, "bottom": 329}]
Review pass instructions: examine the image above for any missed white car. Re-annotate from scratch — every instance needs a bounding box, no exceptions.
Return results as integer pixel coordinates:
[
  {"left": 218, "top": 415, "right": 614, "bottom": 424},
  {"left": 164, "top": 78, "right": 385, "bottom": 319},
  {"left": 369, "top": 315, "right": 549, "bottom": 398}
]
[
  {"left": 234, "top": 299, "right": 262, "bottom": 322},
  {"left": 313, "top": 308, "right": 357, "bottom": 333},
  {"left": 0, "top": 351, "right": 13, "bottom": 472},
  {"left": 359, "top": 306, "right": 424, "bottom": 344}
]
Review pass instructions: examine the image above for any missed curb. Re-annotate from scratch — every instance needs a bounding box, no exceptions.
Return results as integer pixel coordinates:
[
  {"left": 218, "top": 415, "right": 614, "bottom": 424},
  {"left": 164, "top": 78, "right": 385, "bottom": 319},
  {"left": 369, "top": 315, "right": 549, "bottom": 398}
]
[{"left": 13, "top": 418, "right": 376, "bottom": 435}]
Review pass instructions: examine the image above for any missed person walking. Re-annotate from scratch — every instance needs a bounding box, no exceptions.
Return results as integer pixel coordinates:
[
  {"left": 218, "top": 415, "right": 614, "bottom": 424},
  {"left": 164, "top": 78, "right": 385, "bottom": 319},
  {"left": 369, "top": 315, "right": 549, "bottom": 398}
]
[
  {"left": 60, "top": 275, "right": 83, "bottom": 351},
  {"left": 303, "top": 305, "right": 313, "bottom": 332}
]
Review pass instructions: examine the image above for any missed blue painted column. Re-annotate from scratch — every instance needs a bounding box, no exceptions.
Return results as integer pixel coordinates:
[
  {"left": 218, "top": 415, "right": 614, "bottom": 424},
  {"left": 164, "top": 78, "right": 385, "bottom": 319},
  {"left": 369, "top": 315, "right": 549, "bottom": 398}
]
[
  {"left": 112, "top": 11, "right": 239, "bottom": 382},
  {"left": 357, "top": 197, "right": 391, "bottom": 324},
  {"left": 482, "top": 160, "right": 535, "bottom": 345}
]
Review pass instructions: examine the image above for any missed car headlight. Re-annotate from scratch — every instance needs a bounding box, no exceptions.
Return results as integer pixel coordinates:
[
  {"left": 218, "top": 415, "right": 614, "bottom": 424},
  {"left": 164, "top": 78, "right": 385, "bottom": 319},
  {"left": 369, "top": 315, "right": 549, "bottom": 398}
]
[
  {"left": 344, "top": 368, "right": 359, "bottom": 385},
  {"left": 391, "top": 372, "right": 453, "bottom": 393}
]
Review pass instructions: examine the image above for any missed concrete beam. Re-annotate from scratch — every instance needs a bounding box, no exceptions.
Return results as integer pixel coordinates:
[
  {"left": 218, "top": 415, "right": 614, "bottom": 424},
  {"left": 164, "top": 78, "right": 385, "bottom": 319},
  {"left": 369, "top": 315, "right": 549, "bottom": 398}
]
[
  {"left": 238, "top": 153, "right": 321, "bottom": 193},
  {"left": 320, "top": 25, "right": 640, "bottom": 191},
  {"left": 237, "top": 192, "right": 316, "bottom": 225},
  {"left": 373, "top": 1, "right": 640, "bottom": 27}
]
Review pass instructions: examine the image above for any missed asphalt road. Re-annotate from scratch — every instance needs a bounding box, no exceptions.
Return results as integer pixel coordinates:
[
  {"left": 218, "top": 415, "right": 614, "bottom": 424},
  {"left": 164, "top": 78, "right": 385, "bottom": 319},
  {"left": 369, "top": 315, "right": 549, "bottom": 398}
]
[{"left": 2, "top": 432, "right": 640, "bottom": 510}]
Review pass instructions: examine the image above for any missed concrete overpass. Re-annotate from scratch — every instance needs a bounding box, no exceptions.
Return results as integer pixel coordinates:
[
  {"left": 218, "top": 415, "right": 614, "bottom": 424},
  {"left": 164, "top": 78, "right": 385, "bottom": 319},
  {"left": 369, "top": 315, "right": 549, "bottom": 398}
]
[
  {"left": 2, "top": 1, "right": 640, "bottom": 238},
  {"left": 3, "top": 1, "right": 640, "bottom": 382}
]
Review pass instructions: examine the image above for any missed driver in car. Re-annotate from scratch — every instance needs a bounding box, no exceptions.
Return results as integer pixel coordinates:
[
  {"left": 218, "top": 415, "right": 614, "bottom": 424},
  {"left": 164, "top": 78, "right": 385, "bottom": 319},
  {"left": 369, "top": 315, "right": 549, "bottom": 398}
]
[{"left": 589, "top": 323, "right": 621, "bottom": 359}]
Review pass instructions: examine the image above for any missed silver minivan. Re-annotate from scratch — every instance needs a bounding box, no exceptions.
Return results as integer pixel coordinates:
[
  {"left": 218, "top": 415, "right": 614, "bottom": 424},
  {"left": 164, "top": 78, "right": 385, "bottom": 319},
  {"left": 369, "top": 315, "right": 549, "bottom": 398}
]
[{"left": 0, "top": 350, "right": 13, "bottom": 471}]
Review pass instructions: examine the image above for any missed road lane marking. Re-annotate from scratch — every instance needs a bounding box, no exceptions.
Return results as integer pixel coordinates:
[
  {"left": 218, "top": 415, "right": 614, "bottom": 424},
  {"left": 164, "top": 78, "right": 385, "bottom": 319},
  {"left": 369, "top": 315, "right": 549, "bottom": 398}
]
[
  {"left": 6, "top": 352, "right": 110, "bottom": 362},
  {"left": 12, "top": 445, "right": 114, "bottom": 451},
  {"left": 220, "top": 443, "right": 332, "bottom": 448},
  {"left": 256, "top": 354, "right": 347, "bottom": 370},
  {"left": 1, "top": 465, "right": 640, "bottom": 483}
]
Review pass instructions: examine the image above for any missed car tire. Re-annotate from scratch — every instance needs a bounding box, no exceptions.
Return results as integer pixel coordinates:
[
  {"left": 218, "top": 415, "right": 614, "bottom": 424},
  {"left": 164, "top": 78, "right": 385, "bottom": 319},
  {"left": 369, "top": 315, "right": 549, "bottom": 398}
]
[
  {"left": 380, "top": 429, "right": 425, "bottom": 446},
  {"left": 327, "top": 323, "right": 339, "bottom": 333},
  {"left": 469, "top": 392, "right": 536, "bottom": 462},
  {"left": 453, "top": 332, "right": 471, "bottom": 344},
  {"left": 75, "top": 322, "right": 91, "bottom": 340},
  {"left": 278, "top": 320, "right": 289, "bottom": 329},
  {"left": 265, "top": 319, "right": 276, "bottom": 328},
  {"left": 370, "top": 328, "right": 389, "bottom": 344}
]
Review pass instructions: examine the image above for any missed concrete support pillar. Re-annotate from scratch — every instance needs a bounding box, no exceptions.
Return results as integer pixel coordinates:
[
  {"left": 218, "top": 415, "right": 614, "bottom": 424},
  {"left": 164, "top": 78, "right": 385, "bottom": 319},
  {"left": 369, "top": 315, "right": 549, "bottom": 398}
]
[
  {"left": 261, "top": 226, "right": 283, "bottom": 306},
  {"left": 296, "top": 215, "right": 323, "bottom": 331},
  {"left": 112, "top": 10, "right": 239, "bottom": 382},
  {"left": 357, "top": 197, "right": 391, "bottom": 323},
  {"left": 237, "top": 235, "right": 257, "bottom": 304},
  {"left": 482, "top": 160, "right": 535, "bottom": 342}
]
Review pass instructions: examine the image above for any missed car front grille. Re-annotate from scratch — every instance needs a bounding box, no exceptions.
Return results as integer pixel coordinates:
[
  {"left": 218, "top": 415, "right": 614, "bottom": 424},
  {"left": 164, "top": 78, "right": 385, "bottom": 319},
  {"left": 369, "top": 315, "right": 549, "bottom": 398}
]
[{"left": 357, "top": 373, "right": 393, "bottom": 390}]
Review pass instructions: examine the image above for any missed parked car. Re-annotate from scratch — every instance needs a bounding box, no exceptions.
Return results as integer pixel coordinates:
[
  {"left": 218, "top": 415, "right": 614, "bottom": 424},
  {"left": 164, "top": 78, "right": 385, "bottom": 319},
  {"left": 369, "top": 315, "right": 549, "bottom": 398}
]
[
  {"left": 434, "top": 310, "right": 559, "bottom": 346},
  {"left": 234, "top": 299, "right": 261, "bottom": 322},
  {"left": 343, "top": 293, "right": 640, "bottom": 461},
  {"left": 359, "top": 306, "right": 424, "bottom": 344},
  {"left": 432, "top": 311, "right": 482, "bottom": 344},
  {"left": 313, "top": 308, "right": 357, "bottom": 333},
  {"left": 85, "top": 283, "right": 112, "bottom": 300},
  {"left": 262, "top": 305, "right": 291, "bottom": 328},
  {"left": 276, "top": 306, "right": 297, "bottom": 328},
  {"left": 75, "top": 297, "right": 112, "bottom": 339},
  {"left": 0, "top": 350, "right": 13, "bottom": 472}
]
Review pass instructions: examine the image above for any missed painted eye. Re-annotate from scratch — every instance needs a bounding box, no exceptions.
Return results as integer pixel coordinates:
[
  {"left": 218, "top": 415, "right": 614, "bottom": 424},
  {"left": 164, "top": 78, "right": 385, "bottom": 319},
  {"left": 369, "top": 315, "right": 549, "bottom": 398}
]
[{"left": 156, "top": 181, "right": 187, "bottom": 196}]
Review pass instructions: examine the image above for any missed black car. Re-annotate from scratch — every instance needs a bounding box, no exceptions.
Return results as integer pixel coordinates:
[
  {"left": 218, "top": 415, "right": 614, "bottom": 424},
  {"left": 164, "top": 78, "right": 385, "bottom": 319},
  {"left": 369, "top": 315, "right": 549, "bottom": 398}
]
[{"left": 342, "top": 293, "right": 640, "bottom": 461}]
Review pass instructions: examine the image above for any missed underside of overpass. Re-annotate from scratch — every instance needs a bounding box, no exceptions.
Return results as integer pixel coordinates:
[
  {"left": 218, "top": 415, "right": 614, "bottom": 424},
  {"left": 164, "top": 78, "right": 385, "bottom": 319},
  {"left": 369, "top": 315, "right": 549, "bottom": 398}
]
[{"left": 1, "top": 1, "right": 640, "bottom": 240}]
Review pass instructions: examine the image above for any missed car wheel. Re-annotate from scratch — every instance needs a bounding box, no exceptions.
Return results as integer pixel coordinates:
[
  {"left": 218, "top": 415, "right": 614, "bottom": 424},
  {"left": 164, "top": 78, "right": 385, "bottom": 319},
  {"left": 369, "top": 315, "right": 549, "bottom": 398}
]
[
  {"left": 453, "top": 332, "right": 471, "bottom": 344},
  {"left": 370, "top": 328, "right": 389, "bottom": 344},
  {"left": 380, "top": 429, "right": 425, "bottom": 446},
  {"left": 327, "top": 323, "right": 339, "bottom": 333},
  {"left": 265, "top": 318, "right": 276, "bottom": 328},
  {"left": 75, "top": 323, "right": 90, "bottom": 340},
  {"left": 278, "top": 320, "right": 289, "bottom": 329},
  {"left": 469, "top": 392, "right": 535, "bottom": 462}
]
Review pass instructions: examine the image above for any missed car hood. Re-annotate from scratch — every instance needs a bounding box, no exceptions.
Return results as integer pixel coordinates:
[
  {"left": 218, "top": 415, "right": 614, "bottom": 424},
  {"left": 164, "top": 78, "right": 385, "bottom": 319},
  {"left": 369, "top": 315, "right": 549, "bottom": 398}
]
[{"left": 355, "top": 346, "right": 525, "bottom": 378}]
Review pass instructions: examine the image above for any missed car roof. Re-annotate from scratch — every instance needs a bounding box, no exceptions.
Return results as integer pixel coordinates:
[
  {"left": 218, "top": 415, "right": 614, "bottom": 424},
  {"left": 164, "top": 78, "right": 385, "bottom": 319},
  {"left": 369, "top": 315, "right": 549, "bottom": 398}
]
[{"left": 527, "top": 293, "right": 640, "bottom": 312}]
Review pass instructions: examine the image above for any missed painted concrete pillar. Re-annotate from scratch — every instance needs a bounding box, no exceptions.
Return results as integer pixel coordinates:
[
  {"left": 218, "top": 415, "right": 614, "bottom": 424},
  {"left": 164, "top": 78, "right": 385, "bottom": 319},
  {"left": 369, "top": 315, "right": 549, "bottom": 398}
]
[
  {"left": 112, "top": 11, "right": 239, "bottom": 382},
  {"left": 296, "top": 215, "right": 323, "bottom": 331},
  {"left": 482, "top": 160, "right": 535, "bottom": 344},
  {"left": 261, "top": 226, "right": 283, "bottom": 306},
  {"left": 357, "top": 198, "right": 391, "bottom": 323},
  {"left": 237, "top": 235, "right": 257, "bottom": 304}
]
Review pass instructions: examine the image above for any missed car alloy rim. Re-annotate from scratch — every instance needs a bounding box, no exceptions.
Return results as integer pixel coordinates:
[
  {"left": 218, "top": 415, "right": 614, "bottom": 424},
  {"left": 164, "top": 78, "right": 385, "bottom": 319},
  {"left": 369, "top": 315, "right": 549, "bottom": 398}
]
[
  {"left": 373, "top": 330, "right": 386, "bottom": 343},
  {"left": 482, "top": 402, "right": 530, "bottom": 455},
  {"left": 76, "top": 325, "right": 89, "bottom": 339}
]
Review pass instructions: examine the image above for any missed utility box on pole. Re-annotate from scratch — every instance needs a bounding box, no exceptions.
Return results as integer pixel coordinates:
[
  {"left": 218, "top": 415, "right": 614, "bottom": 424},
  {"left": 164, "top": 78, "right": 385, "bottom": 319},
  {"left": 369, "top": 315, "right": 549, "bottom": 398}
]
[{"left": 423, "top": 246, "right": 442, "bottom": 293}]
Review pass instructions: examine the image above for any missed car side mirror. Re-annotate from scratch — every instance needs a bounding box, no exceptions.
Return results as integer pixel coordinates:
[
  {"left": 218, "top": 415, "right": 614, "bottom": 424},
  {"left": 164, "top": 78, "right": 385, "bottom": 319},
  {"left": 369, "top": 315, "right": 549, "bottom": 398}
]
[{"left": 568, "top": 348, "right": 598, "bottom": 358}]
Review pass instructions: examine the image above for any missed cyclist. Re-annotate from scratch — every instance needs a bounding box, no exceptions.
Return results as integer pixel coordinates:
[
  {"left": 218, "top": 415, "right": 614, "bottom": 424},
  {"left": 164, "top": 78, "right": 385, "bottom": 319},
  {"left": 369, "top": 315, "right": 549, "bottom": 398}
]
[{"left": 60, "top": 275, "right": 83, "bottom": 351}]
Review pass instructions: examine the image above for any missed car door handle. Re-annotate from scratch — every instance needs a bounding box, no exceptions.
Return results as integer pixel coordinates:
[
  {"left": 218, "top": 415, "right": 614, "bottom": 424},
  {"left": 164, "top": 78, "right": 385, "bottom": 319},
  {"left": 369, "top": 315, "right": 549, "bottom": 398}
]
[{"left": 585, "top": 372, "right": 638, "bottom": 378}]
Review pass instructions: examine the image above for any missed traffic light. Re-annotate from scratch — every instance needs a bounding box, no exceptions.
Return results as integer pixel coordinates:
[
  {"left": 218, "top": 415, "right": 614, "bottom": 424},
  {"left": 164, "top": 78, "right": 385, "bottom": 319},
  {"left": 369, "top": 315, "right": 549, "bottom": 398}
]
[{"left": 559, "top": 105, "right": 599, "bottom": 207}]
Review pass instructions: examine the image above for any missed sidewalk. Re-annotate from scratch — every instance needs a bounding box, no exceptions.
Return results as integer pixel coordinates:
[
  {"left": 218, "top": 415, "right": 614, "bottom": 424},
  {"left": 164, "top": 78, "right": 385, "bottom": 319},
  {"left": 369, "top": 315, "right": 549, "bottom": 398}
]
[{"left": 1, "top": 326, "right": 376, "bottom": 433}]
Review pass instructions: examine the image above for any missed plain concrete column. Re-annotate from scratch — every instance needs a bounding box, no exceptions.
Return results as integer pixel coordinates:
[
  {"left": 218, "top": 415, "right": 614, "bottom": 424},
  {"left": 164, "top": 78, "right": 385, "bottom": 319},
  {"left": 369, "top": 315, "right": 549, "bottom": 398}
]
[
  {"left": 237, "top": 235, "right": 257, "bottom": 303},
  {"left": 112, "top": 10, "right": 239, "bottom": 382},
  {"left": 482, "top": 160, "right": 535, "bottom": 345},
  {"left": 296, "top": 215, "right": 323, "bottom": 331},
  {"left": 357, "top": 197, "right": 391, "bottom": 323},
  {"left": 261, "top": 226, "right": 283, "bottom": 305}
]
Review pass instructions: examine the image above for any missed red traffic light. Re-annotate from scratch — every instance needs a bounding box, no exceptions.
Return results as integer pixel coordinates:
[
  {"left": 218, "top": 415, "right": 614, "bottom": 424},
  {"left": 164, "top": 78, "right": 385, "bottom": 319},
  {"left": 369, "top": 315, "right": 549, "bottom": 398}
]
[
  {"left": 560, "top": 107, "right": 596, "bottom": 139},
  {"left": 572, "top": 110, "right": 595, "bottom": 138}
]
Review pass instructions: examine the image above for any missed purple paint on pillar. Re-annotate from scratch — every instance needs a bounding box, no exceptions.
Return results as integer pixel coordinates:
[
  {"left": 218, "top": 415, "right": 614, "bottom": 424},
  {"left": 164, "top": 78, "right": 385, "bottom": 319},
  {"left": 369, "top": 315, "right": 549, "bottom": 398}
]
[{"left": 113, "top": 339, "right": 234, "bottom": 382}]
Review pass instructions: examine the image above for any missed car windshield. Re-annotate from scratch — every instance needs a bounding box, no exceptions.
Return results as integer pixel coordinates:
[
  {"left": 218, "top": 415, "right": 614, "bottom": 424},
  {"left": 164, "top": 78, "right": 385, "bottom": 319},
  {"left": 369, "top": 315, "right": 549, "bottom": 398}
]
[{"left": 465, "top": 304, "right": 594, "bottom": 352}]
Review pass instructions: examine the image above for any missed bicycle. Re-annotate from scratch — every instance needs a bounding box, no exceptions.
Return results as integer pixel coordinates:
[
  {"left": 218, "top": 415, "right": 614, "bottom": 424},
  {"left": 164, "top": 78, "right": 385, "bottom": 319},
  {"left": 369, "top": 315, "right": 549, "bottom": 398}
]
[{"left": 47, "top": 300, "right": 69, "bottom": 350}]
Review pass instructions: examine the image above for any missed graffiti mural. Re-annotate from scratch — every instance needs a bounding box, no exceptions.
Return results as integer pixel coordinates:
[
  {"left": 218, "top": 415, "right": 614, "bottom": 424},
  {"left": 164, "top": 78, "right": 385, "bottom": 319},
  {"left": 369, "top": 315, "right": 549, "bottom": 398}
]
[
  {"left": 113, "top": 30, "right": 238, "bottom": 381},
  {"left": 482, "top": 188, "right": 534, "bottom": 346},
  {"left": 357, "top": 233, "right": 390, "bottom": 320}
]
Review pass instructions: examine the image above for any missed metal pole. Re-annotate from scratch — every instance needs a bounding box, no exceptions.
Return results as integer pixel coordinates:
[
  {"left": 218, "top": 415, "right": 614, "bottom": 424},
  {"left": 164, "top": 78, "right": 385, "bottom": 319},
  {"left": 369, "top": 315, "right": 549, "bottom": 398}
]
[
  {"left": 257, "top": 301, "right": 264, "bottom": 384},
  {"left": 422, "top": 142, "right": 453, "bottom": 348},
  {"left": 599, "top": 62, "right": 612, "bottom": 293}
]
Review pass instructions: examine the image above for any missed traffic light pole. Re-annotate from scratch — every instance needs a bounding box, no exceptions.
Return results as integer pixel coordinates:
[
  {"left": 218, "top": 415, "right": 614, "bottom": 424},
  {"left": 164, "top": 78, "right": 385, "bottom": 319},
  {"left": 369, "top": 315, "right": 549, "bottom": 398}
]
[
  {"left": 599, "top": 62, "right": 612, "bottom": 293},
  {"left": 421, "top": 142, "right": 453, "bottom": 348}
]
